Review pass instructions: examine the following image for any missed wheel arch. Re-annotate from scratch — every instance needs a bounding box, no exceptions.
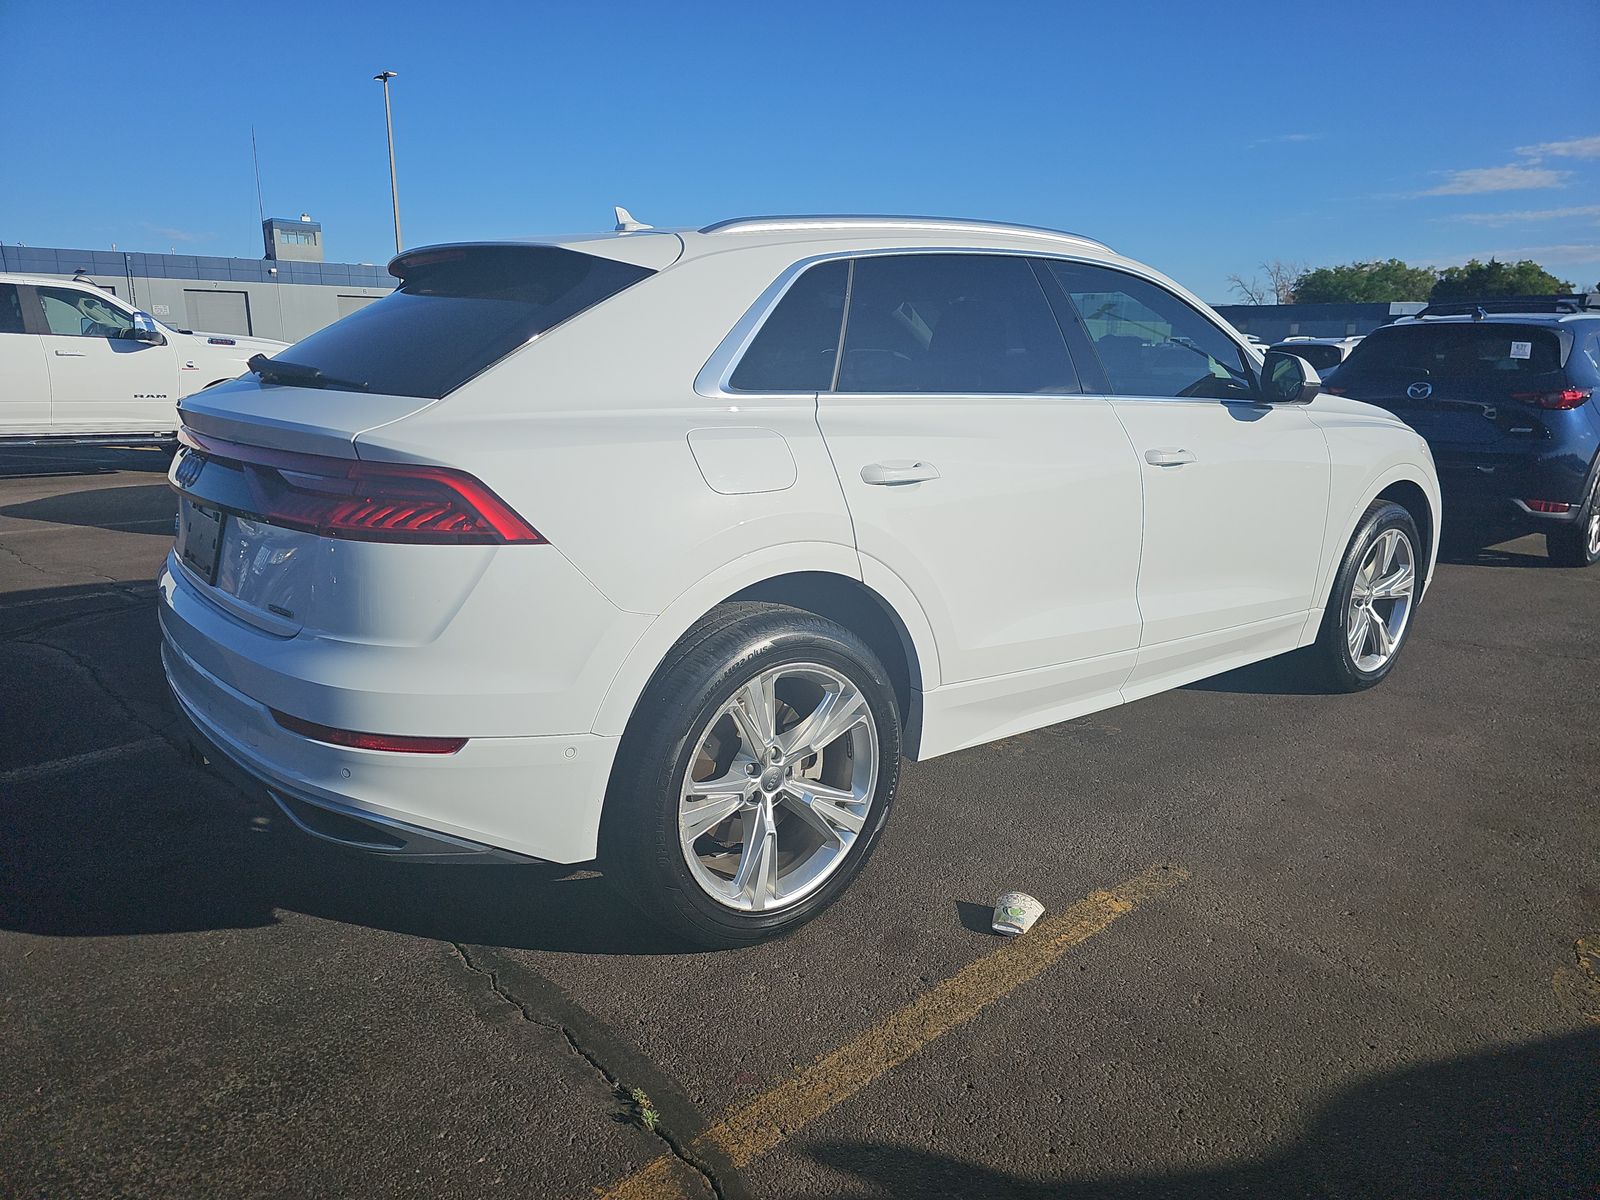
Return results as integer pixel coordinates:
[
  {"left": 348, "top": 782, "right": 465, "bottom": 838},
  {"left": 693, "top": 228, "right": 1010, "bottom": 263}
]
[
  {"left": 1374, "top": 478, "right": 1435, "bottom": 576},
  {"left": 591, "top": 546, "right": 938, "bottom": 758},
  {"left": 1317, "top": 463, "right": 1441, "bottom": 610}
]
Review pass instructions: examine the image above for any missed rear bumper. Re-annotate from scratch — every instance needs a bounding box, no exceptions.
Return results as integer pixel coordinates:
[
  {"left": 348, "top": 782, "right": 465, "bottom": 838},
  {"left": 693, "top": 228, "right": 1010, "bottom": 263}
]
[
  {"left": 160, "top": 585, "right": 622, "bottom": 864},
  {"left": 1437, "top": 451, "right": 1596, "bottom": 527}
]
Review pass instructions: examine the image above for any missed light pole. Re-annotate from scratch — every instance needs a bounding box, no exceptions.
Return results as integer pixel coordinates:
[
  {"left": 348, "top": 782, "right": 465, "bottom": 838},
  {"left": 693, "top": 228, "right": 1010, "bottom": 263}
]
[{"left": 374, "top": 70, "right": 402, "bottom": 254}]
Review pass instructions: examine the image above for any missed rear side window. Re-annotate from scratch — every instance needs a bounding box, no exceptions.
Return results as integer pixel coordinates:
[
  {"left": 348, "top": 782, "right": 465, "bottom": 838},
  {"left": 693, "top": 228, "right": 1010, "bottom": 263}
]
[
  {"left": 837, "top": 254, "right": 1078, "bottom": 394},
  {"left": 1275, "top": 343, "right": 1343, "bottom": 371},
  {"left": 264, "top": 246, "right": 654, "bottom": 399},
  {"left": 0, "top": 284, "right": 24, "bottom": 334},
  {"left": 1342, "top": 324, "right": 1565, "bottom": 387},
  {"left": 1046, "top": 262, "right": 1252, "bottom": 400},
  {"left": 729, "top": 260, "right": 848, "bottom": 392}
]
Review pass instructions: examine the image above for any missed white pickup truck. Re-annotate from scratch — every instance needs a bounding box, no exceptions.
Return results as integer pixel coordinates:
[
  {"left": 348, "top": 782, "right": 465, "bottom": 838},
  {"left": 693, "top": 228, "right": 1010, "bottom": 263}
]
[{"left": 0, "top": 273, "right": 287, "bottom": 440}]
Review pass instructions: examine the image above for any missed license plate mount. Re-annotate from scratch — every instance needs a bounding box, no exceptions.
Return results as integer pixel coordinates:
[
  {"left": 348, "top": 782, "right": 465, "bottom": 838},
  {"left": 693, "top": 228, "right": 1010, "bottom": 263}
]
[{"left": 177, "top": 497, "right": 226, "bottom": 586}]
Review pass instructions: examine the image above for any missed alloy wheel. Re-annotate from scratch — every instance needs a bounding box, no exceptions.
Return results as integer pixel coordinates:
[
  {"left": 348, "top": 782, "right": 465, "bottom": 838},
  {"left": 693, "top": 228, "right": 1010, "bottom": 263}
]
[
  {"left": 678, "top": 663, "right": 878, "bottom": 913},
  {"left": 1347, "top": 527, "right": 1416, "bottom": 672}
]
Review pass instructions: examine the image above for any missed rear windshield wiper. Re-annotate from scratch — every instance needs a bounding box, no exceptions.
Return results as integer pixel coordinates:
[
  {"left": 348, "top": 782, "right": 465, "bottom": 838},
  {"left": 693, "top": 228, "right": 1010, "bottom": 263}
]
[{"left": 248, "top": 354, "right": 370, "bottom": 392}]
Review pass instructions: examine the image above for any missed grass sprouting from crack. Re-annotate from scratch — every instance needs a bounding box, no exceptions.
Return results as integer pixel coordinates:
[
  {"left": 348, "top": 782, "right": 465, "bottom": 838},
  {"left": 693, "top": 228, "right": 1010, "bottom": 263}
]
[{"left": 623, "top": 1084, "right": 660, "bottom": 1133}]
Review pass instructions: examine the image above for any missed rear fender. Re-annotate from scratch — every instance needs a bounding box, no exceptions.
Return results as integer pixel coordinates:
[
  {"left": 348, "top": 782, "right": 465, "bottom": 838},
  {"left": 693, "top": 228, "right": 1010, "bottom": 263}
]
[{"left": 589, "top": 542, "right": 941, "bottom": 740}]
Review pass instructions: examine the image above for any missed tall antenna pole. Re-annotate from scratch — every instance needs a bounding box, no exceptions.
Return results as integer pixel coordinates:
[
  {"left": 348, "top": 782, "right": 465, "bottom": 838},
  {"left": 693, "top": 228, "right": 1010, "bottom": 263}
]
[
  {"left": 251, "top": 126, "right": 267, "bottom": 227},
  {"left": 374, "top": 71, "right": 402, "bottom": 254}
]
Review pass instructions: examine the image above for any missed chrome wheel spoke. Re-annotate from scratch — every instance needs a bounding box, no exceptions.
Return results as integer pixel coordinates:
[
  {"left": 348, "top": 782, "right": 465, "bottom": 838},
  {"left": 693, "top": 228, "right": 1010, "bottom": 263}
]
[
  {"left": 780, "top": 780, "right": 865, "bottom": 843},
  {"left": 779, "top": 684, "right": 869, "bottom": 762},
  {"left": 1369, "top": 612, "right": 1396, "bottom": 658},
  {"left": 680, "top": 773, "right": 751, "bottom": 843},
  {"left": 1369, "top": 563, "right": 1414, "bottom": 600},
  {"left": 729, "top": 673, "right": 780, "bottom": 752},
  {"left": 1347, "top": 607, "right": 1371, "bottom": 657},
  {"left": 732, "top": 802, "right": 780, "bottom": 911}
]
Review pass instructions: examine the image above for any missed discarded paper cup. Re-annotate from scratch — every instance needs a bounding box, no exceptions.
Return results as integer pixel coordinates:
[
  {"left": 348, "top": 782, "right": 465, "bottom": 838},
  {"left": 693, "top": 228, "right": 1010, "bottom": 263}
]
[{"left": 992, "top": 891, "right": 1044, "bottom": 936}]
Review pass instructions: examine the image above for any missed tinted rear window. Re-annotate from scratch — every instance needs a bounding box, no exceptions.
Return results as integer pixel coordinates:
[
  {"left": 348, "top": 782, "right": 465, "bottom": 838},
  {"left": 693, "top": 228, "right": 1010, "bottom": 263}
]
[
  {"left": 1341, "top": 324, "right": 1565, "bottom": 388},
  {"left": 261, "top": 246, "right": 654, "bottom": 399},
  {"left": 1274, "top": 343, "right": 1344, "bottom": 371}
]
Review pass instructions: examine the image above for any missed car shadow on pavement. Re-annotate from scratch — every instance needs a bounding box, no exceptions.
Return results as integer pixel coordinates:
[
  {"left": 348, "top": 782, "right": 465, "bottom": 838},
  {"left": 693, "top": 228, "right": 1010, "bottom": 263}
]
[
  {"left": 0, "top": 444, "right": 173, "bottom": 480},
  {"left": 1, "top": 772, "right": 708, "bottom": 955},
  {"left": 0, "top": 483, "right": 177, "bottom": 533},
  {"left": 804, "top": 1026, "right": 1600, "bottom": 1198},
  {"left": 1181, "top": 649, "right": 1330, "bottom": 697}
]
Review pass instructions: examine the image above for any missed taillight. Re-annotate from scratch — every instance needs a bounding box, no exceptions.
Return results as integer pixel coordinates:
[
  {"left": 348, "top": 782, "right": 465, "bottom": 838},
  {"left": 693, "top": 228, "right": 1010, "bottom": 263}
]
[
  {"left": 176, "top": 429, "right": 543, "bottom": 545},
  {"left": 270, "top": 709, "right": 468, "bottom": 754},
  {"left": 1525, "top": 499, "right": 1573, "bottom": 513},
  {"left": 1510, "top": 388, "right": 1592, "bottom": 410}
]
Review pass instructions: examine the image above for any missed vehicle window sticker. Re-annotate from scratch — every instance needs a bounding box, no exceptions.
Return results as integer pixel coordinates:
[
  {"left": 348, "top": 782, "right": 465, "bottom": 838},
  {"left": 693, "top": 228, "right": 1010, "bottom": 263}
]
[{"left": 1509, "top": 341, "right": 1532, "bottom": 360}]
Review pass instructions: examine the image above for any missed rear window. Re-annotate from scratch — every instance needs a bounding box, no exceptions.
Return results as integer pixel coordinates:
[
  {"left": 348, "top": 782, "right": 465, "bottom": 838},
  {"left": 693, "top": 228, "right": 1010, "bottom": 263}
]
[
  {"left": 1341, "top": 324, "right": 1565, "bottom": 387},
  {"left": 262, "top": 245, "right": 654, "bottom": 399},
  {"left": 1274, "top": 343, "right": 1344, "bottom": 371}
]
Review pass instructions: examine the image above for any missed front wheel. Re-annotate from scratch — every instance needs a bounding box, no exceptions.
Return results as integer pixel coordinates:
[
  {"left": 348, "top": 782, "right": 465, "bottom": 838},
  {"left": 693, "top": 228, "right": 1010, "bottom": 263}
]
[
  {"left": 1303, "top": 500, "right": 1422, "bottom": 692},
  {"left": 1545, "top": 470, "right": 1600, "bottom": 568},
  {"left": 600, "top": 603, "right": 902, "bottom": 948}
]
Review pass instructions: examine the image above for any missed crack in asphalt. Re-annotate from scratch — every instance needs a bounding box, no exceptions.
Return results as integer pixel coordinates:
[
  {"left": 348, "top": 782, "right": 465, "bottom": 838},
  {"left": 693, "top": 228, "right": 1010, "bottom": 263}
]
[
  {"left": 450, "top": 943, "right": 734, "bottom": 1200},
  {"left": 16, "top": 625, "right": 181, "bottom": 746},
  {"left": 0, "top": 537, "right": 50, "bottom": 577},
  {"left": 0, "top": 586, "right": 157, "bottom": 643}
]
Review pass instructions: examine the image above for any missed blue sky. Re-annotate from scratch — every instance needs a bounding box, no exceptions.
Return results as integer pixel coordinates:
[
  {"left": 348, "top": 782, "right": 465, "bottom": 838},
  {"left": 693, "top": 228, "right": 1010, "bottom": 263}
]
[{"left": 3, "top": 0, "right": 1597, "bottom": 302}]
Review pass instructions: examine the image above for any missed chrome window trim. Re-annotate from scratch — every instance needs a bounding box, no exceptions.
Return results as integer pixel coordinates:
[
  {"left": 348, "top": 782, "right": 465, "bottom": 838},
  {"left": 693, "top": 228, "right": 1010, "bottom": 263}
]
[{"left": 695, "top": 246, "right": 1258, "bottom": 399}]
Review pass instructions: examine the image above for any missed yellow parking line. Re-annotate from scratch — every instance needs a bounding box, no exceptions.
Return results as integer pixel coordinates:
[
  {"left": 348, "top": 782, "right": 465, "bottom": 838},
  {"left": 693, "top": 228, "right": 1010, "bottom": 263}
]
[{"left": 600, "top": 862, "right": 1188, "bottom": 1199}]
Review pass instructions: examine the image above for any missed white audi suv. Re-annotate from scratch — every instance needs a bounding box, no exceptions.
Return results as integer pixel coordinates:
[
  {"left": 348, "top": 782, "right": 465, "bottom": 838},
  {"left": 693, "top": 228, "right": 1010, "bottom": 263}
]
[{"left": 161, "top": 215, "right": 1440, "bottom": 946}]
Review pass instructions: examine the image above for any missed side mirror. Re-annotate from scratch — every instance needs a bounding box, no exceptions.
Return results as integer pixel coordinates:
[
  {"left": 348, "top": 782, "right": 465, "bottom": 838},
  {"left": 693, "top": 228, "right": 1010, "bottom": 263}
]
[
  {"left": 1260, "top": 350, "right": 1321, "bottom": 404},
  {"left": 129, "top": 312, "right": 166, "bottom": 345}
]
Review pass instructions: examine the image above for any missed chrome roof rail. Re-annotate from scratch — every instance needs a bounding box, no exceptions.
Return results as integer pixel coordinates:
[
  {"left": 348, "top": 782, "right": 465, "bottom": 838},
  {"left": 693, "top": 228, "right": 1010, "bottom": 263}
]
[{"left": 698, "top": 215, "right": 1113, "bottom": 253}]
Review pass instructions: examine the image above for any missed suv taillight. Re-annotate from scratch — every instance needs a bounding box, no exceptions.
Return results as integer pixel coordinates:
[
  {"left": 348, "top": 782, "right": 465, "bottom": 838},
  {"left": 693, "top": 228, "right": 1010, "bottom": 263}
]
[
  {"left": 1510, "top": 387, "right": 1592, "bottom": 410},
  {"left": 177, "top": 430, "right": 544, "bottom": 545}
]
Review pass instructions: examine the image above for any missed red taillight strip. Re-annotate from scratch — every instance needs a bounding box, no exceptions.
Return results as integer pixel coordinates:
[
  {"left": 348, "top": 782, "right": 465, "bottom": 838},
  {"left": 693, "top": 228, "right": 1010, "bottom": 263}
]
[
  {"left": 1510, "top": 388, "right": 1592, "bottom": 410},
  {"left": 270, "top": 709, "right": 468, "bottom": 754},
  {"left": 174, "top": 426, "right": 545, "bottom": 545}
]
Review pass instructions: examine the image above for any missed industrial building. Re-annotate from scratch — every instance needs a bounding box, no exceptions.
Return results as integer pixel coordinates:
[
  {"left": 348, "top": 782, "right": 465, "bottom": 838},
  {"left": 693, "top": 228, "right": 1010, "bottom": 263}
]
[
  {"left": 0, "top": 216, "right": 394, "bottom": 343},
  {"left": 1213, "top": 301, "right": 1428, "bottom": 343}
]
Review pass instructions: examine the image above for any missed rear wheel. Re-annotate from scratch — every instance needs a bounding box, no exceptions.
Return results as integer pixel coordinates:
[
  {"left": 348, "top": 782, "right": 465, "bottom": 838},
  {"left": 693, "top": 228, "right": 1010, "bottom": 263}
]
[
  {"left": 1545, "top": 470, "right": 1600, "bottom": 568},
  {"left": 600, "top": 603, "right": 901, "bottom": 948},
  {"left": 1304, "top": 500, "right": 1421, "bottom": 692}
]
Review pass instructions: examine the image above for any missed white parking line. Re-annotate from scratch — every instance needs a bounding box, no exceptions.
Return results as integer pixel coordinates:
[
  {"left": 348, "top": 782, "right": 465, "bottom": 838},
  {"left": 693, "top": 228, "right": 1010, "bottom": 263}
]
[{"left": 0, "top": 737, "right": 170, "bottom": 785}]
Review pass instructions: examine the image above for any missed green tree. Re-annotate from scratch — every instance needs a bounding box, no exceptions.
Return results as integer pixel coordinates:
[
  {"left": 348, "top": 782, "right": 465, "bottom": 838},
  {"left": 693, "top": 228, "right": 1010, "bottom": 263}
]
[
  {"left": 1430, "top": 259, "right": 1573, "bottom": 300},
  {"left": 1292, "top": 259, "right": 1437, "bottom": 304}
]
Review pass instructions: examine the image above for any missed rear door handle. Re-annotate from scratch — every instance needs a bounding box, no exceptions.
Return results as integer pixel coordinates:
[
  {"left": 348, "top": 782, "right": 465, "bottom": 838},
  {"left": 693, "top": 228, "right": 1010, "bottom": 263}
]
[
  {"left": 53, "top": 350, "right": 87, "bottom": 357},
  {"left": 1144, "top": 447, "right": 1197, "bottom": 467},
  {"left": 861, "top": 461, "right": 940, "bottom": 486}
]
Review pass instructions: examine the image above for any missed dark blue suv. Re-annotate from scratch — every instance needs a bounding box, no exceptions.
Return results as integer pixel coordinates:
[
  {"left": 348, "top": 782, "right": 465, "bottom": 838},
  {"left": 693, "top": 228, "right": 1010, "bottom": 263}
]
[{"left": 1326, "top": 295, "right": 1600, "bottom": 566}]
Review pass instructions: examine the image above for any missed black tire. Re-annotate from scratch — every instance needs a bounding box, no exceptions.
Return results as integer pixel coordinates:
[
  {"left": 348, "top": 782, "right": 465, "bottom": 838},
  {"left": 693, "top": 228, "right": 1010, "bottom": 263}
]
[
  {"left": 1545, "top": 466, "right": 1600, "bottom": 568},
  {"left": 1303, "top": 500, "right": 1422, "bottom": 693},
  {"left": 599, "top": 602, "right": 902, "bottom": 948}
]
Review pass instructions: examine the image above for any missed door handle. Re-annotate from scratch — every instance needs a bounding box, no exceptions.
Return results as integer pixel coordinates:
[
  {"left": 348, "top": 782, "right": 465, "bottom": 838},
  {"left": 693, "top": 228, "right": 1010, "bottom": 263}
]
[
  {"left": 861, "top": 461, "right": 940, "bottom": 486},
  {"left": 1144, "top": 448, "right": 1197, "bottom": 467},
  {"left": 53, "top": 350, "right": 87, "bottom": 358}
]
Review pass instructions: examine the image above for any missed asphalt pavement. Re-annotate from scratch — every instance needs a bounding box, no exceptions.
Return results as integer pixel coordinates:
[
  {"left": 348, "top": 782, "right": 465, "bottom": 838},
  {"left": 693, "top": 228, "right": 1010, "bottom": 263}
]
[{"left": 2, "top": 444, "right": 1596, "bottom": 1199}]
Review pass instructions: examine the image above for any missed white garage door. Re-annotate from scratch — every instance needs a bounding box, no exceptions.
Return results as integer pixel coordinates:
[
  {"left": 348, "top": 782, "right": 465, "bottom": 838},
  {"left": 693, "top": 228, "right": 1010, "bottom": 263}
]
[
  {"left": 337, "top": 294, "right": 379, "bottom": 318},
  {"left": 183, "top": 289, "right": 252, "bottom": 335}
]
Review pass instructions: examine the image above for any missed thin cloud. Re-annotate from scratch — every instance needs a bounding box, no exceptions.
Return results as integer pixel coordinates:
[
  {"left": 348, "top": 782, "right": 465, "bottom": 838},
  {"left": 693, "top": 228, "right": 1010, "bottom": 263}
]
[
  {"left": 1248, "top": 132, "right": 1322, "bottom": 148},
  {"left": 142, "top": 224, "right": 215, "bottom": 244},
  {"left": 1418, "top": 164, "right": 1568, "bottom": 196},
  {"left": 1434, "top": 245, "right": 1600, "bottom": 271},
  {"left": 1515, "top": 134, "right": 1600, "bottom": 160},
  {"left": 1449, "top": 205, "right": 1600, "bottom": 226}
]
